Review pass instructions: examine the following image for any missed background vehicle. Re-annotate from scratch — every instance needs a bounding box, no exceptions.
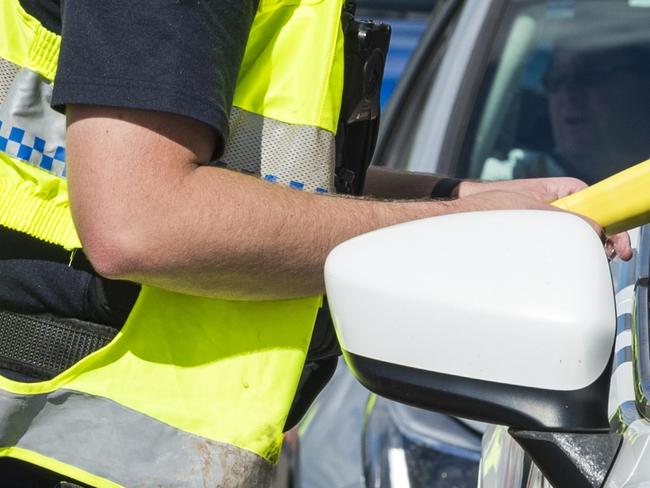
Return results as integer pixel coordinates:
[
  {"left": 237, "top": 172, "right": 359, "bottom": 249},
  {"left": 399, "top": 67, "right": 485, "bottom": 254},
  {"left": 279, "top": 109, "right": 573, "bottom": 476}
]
[
  {"left": 336, "top": 0, "right": 650, "bottom": 486},
  {"left": 295, "top": 0, "right": 650, "bottom": 487}
]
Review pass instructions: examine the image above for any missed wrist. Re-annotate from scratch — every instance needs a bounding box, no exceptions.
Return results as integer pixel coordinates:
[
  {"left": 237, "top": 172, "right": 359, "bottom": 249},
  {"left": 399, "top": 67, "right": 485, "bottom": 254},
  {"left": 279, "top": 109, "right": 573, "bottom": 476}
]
[{"left": 455, "top": 180, "right": 489, "bottom": 198}]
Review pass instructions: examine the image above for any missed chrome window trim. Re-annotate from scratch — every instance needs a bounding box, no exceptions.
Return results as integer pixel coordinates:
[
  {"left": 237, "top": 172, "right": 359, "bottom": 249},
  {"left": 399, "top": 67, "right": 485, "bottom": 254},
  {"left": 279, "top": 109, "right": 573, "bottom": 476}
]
[
  {"left": 404, "top": 0, "right": 493, "bottom": 173},
  {"left": 372, "top": 0, "right": 464, "bottom": 169}
]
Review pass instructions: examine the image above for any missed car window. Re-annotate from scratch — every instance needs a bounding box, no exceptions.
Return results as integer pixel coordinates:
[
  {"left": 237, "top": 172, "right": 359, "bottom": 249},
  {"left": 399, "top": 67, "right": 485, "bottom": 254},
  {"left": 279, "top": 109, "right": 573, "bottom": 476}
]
[
  {"left": 455, "top": 0, "right": 650, "bottom": 184},
  {"left": 387, "top": 0, "right": 650, "bottom": 182}
]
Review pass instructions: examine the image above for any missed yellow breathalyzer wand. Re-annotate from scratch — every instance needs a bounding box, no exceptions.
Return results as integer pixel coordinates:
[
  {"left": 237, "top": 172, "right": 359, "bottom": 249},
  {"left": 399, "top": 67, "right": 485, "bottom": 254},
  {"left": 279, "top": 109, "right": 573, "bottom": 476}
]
[{"left": 552, "top": 158, "right": 650, "bottom": 235}]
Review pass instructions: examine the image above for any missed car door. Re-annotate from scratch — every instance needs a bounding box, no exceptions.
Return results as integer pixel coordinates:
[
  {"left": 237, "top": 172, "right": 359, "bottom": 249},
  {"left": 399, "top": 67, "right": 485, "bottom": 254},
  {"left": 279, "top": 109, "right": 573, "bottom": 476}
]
[{"left": 374, "top": 0, "right": 650, "bottom": 486}]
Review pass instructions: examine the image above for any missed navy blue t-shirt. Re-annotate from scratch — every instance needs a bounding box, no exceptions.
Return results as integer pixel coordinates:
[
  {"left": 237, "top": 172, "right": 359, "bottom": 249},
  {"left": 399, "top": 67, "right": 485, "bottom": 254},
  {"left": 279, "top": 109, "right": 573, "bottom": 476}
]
[{"left": 52, "top": 0, "right": 259, "bottom": 154}]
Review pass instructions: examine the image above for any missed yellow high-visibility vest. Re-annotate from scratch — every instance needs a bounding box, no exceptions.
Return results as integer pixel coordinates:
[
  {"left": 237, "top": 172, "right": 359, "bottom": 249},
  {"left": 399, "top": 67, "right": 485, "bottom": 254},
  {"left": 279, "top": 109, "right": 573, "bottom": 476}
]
[{"left": 0, "top": 0, "right": 344, "bottom": 486}]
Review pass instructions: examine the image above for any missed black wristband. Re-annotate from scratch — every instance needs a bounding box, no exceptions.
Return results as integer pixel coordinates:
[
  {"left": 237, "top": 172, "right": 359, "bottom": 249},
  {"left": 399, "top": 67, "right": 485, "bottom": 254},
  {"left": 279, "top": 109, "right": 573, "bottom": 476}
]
[{"left": 431, "top": 178, "right": 462, "bottom": 198}]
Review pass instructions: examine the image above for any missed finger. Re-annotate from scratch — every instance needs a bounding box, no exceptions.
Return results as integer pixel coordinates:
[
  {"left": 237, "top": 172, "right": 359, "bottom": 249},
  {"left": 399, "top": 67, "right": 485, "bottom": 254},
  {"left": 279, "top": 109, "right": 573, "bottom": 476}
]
[
  {"left": 607, "top": 232, "right": 633, "bottom": 262},
  {"left": 541, "top": 191, "right": 561, "bottom": 203},
  {"left": 546, "top": 177, "right": 587, "bottom": 198}
]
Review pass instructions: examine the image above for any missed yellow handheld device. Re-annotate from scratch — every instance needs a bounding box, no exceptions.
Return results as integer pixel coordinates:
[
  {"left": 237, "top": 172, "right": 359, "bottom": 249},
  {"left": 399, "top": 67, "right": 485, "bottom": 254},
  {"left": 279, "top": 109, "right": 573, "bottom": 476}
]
[{"left": 552, "top": 158, "right": 650, "bottom": 235}]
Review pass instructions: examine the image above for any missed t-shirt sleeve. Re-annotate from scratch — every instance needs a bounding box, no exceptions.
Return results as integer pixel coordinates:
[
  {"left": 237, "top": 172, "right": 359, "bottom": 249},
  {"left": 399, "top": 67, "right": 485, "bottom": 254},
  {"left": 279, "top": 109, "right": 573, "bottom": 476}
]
[{"left": 51, "top": 0, "right": 259, "bottom": 156}]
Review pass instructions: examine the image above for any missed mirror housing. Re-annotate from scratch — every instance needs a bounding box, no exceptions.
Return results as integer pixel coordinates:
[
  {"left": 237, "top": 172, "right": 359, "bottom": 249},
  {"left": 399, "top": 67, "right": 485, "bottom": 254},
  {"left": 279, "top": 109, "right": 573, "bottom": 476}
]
[{"left": 325, "top": 210, "right": 615, "bottom": 431}]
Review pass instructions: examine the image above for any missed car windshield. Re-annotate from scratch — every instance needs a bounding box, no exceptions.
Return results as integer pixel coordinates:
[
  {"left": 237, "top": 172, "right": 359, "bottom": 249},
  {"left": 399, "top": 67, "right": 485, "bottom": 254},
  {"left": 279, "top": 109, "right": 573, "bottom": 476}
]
[{"left": 411, "top": 0, "right": 650, "bottom": 184}]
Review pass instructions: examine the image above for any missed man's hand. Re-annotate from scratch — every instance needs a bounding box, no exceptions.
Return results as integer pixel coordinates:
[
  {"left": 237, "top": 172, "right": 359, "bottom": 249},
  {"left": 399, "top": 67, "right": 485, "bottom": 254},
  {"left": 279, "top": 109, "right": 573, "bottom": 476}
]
[
  {"left": 452, "top": 189, "right": 564, "bottom": 212},
  {"left": 455, "top": 179, "right": 633, "bottom": 261},
  {"left": 455, "top": 177, "right": 587, "bottom": 200}
]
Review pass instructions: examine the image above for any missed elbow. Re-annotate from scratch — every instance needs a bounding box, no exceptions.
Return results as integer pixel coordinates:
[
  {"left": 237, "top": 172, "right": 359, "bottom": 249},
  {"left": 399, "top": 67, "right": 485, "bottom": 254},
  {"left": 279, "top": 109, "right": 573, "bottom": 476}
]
[{"left": 79, "top": 223, "right": 148, "bottom": 281}]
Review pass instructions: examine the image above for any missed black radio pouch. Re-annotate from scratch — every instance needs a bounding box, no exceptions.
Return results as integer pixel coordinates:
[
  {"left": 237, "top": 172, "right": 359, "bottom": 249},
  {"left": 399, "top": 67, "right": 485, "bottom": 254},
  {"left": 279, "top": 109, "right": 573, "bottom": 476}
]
[
  {"left": 284, "top": 4, "right": 391, "bottom": 432},
  {"left": 335, "top": 2, "right": 391, "bottom": 196}
]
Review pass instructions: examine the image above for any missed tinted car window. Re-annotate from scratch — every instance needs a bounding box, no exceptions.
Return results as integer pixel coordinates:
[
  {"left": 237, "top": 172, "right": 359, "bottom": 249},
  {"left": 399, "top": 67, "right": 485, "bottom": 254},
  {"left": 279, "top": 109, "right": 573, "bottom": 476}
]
[
  {"left": 456, "top": 0, "right": 650, "bottom": 184},
  {"left": 387, "top": 0, "right": 650, "bottom": 182}
]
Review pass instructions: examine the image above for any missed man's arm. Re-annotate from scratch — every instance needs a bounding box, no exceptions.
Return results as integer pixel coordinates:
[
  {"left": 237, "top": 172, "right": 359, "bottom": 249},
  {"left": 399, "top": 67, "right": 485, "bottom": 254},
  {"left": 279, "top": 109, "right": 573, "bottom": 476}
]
[
  {"left": 68, "top": 106, "right": 564, "bottom": 300},
  {"left": 364, "top": 165, "right": 632, "bottom": 260},
  {"left": 364, "top": 166, "right": 587, "bottom": 199}
]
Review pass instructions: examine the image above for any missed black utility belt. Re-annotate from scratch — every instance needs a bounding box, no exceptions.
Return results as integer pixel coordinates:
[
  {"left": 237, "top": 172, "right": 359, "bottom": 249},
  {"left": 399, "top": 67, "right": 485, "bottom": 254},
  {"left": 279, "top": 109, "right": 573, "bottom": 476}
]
[
  {"left": 0, "top": 226, "right": 139, "bottom": 381},
  {"left": 0, "top": 225, "right": 94, "bottom": 272},
  {"left": 0, "top": 310, "right": 117, "bottom": 381},
  {"left": 0, "top": 225, "right": 140, "bottom": 325}
]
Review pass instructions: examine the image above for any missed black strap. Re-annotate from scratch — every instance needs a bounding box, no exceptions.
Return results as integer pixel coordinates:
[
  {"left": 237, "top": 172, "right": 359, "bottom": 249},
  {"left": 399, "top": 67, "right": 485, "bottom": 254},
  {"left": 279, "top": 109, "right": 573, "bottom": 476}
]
[
  {"left": 431, "top": 177, "right": 463, "bottom": 198},
  {"left": 0, "top": 310, "right": 117, "bottom": 381},
  {"left": 335, "top": 9, "right": 391, "bottom": 195}
]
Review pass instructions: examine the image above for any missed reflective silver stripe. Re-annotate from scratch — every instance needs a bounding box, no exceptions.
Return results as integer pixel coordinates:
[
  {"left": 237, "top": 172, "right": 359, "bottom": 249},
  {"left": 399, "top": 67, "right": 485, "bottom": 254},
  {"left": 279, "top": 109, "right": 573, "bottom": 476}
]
[
  {"left": 0, "top": 388, "right": 273, "bottom": 487},
  {"left": 0, "top": 58, "right": 20, "bottom": 104},
  {"left": 0, "top": 65, "right": 67, "bottom": 177},
  {"left": 221, "top": 107, "right": 335, "bottom": 193}
]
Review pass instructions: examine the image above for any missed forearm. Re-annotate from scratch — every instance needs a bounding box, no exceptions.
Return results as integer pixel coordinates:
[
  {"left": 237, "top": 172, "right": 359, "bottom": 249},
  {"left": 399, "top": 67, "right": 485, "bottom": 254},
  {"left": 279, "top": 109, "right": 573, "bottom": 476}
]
[{"left": 72, "top": 158, "right": 454, "bottom": 300}]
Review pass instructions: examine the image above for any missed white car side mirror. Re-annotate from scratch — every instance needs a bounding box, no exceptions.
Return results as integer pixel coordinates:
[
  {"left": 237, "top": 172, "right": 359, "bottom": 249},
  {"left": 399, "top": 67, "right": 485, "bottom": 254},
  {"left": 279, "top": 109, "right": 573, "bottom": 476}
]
[{"left": 325, "top": 210, "right": 615, "bottom": 431}]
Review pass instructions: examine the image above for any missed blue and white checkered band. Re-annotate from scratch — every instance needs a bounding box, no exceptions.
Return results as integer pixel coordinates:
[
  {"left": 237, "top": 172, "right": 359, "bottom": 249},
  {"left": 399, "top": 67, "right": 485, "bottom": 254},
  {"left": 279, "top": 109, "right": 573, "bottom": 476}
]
[
  {"left": 0, "top": 60, "right": 67, "bottom": 178},
  {"left": 0, "top": 122, "right": 66, "bottom": 176}
]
